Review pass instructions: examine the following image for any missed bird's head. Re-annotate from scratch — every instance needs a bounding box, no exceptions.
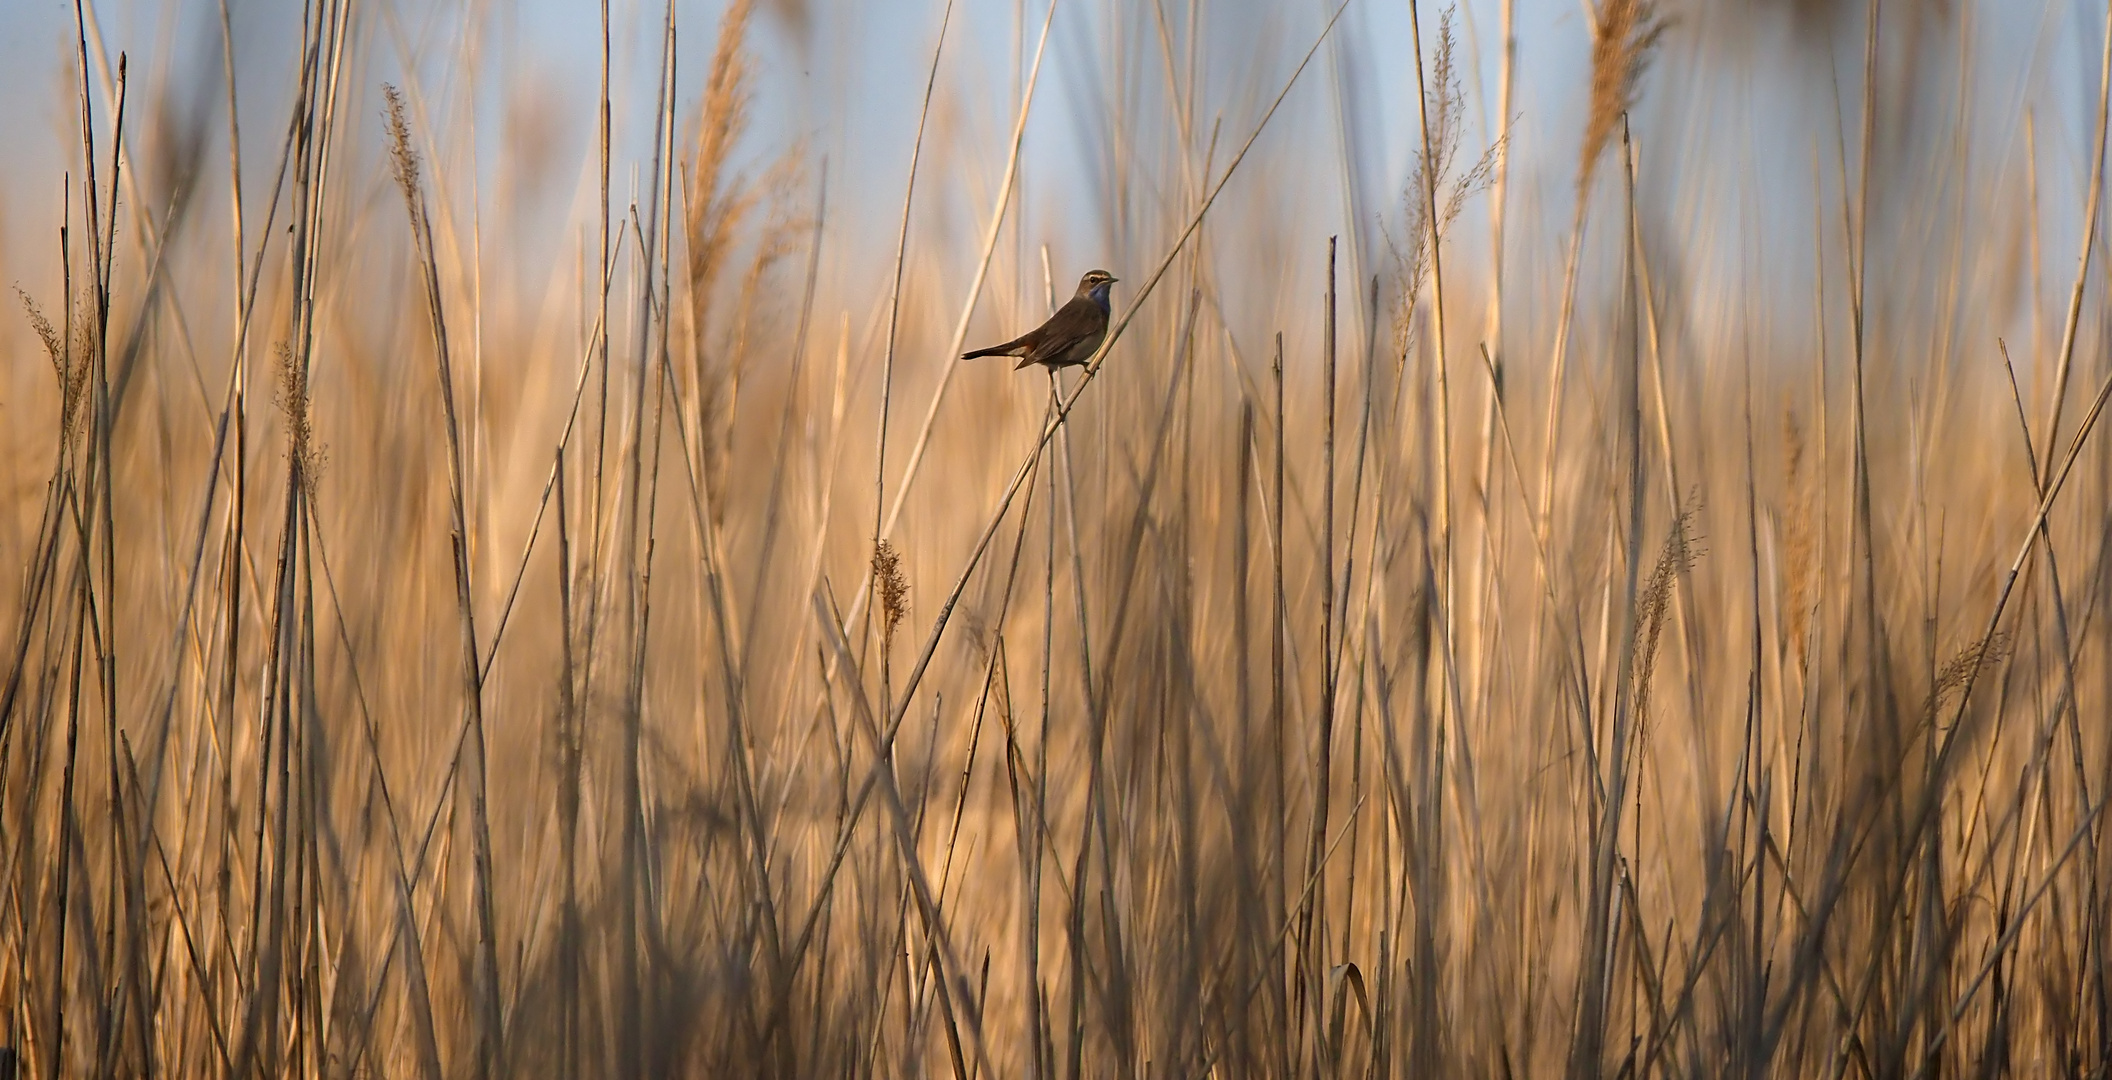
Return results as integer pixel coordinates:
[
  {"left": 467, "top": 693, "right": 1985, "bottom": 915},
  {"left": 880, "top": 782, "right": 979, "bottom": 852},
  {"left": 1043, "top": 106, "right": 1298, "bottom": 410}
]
[{"left": 1075, "top": 269, "right": 1118, "bottom": 312}]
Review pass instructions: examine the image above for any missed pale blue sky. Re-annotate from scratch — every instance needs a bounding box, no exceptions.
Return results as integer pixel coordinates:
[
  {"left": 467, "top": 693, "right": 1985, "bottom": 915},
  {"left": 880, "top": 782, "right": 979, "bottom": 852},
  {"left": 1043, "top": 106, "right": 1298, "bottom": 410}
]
[{"left": 0, "top": 0, "right": 2092, "bottom": 370}]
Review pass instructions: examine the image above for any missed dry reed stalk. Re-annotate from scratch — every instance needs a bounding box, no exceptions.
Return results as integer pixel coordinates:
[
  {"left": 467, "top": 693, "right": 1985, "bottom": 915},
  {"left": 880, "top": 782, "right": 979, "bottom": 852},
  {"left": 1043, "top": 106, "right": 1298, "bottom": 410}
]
[
  {"left": 53, "top": 541, "right": 89, "bottom": 1080},
  {"left": 1295, "top": 239, "right": 1339, "bottom": 1056},
  {"left": 1463, "top": 0, "right": 1519, "bottom": 732},
  {"left": 75, "top": 27, "right": 129, "bottom": 1075},
  {"left": 590, "top": 0, "right": 613, "bottom": 612},
  {"left": 1846, "top": 0, "right": 1882, "bottom": 676},
  {"left": 811, "top": 584, "right": 988, "bottom": 1074},
  {"left": 871, "top": 0, "right": 958, "bottom": 669},
  {"left": 1269, "top": 329, "right": 1290, "bottom": 1072},
  {"left": 920, "top": 488, "right": 1037, "bottom": 1080},
  {"left": 1526, "top": 0, "right": 1662, "bottom": 724},
  {"left": 614, "top": 13, "right": 681, "bottom": 1075},
  {"left": 1404, "top": 2, "right": 1458, "bottom": 810},
  {"left": 1028, "top": 377, "right": 1056, "bottom": 1080},
  {"left": 873, "top": 0, "right": 1060, "bottom": 551},
  {"left": 552, "top": 451, "right": 580, "bottom": 1080},
  {"left": 574, "top": 30, "right": 617, "bottom": 1008},
  {"left": 1053, "top": 363, "right": 1124, "bottom": 1078},
  {"left": 2037, "top": 0, "right": 2112, "bottom": 471},
  {"left": 384, "top": 84, "right": 505, "bottom": 1079}
]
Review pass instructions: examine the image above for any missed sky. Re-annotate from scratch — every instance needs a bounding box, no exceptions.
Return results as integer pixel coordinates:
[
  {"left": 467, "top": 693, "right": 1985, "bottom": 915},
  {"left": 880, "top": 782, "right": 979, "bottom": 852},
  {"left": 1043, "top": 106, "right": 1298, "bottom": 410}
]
[{"left": 0, "top": 0, "right": 2097, "bottom": 375}]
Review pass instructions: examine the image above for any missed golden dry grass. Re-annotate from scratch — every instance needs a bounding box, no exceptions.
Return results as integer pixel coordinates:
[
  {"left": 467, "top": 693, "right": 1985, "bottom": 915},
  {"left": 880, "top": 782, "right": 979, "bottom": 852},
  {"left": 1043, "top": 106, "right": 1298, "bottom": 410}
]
[{"left": 2, "top": 0, "right": 2109, "bottom": 1077}]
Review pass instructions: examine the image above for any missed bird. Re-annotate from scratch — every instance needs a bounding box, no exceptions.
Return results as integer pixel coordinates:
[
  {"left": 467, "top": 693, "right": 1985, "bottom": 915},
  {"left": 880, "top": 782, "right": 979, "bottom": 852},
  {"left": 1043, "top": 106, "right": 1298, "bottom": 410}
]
[{"left": 962, "top": 269, "right": 1119, "bottom": 371}]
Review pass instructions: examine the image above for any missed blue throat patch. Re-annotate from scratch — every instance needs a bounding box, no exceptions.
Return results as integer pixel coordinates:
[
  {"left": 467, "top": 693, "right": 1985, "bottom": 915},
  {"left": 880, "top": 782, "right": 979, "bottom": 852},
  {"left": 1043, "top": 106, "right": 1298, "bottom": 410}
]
[{"left": 1089, "top": 282, "right": 1113, "bottom": 314}]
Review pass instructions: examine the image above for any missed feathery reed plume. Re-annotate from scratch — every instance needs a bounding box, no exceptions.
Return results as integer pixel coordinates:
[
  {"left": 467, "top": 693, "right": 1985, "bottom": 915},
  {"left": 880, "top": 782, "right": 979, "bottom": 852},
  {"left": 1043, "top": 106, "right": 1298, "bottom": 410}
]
[
  {"left": 682, "top": 0, "right": 759, "bottom": 524},
  {"left": 272, "top": 341, "right": 326, "bottom": 495},
  {"left": 1927, "top": 631, "right": 2014, "bottom": 724},
  {"left": 17, "top": 288, "right": 62, "bottom": 376},
  {"left": 1632, "top": 503, "right": 1700, "bottom": 740},
  {"left": 1393, "top": 10, "right": 1501, "bottom": 354},
  {"left": 383, "top": 79, "right": 507, "bottom": 1076},
  {"left": 684, "top": 0, "right": 758, "bottom": 343},
  {"left": 1580, "top": 0, "right": 1666, "bottom": 196},
  {"left": 18, "top": 288, "right": 89, "bottom": 441},
  {"left": 384, "top": 90, "right": 420, "bottom": 208},
  {"left": 1781, "top": 408, "right": 1815, "bottom": 671},
  {"left": 872, "top": 538, "right": 909, "bottom": 642}
]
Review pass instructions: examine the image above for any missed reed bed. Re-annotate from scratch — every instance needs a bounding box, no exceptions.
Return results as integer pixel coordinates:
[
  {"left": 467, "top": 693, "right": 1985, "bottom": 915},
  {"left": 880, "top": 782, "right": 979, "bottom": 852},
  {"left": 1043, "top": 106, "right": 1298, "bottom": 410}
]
[{"left": 1, "top": 0, "right": 2108, "bottom": 1075}]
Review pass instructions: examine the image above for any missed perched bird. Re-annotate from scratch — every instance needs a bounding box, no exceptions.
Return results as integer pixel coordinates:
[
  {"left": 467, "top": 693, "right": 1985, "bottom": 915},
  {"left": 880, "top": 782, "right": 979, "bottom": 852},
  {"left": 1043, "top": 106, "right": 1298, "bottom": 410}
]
[{"left": 963, "top": 269, "right": 1119, "bottom": 371}]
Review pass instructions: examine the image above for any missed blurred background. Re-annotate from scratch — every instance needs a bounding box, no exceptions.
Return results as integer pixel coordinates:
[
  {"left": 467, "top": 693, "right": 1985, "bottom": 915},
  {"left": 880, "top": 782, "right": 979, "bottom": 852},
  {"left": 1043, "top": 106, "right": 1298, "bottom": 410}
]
[
  {"left": 4, "top": 0, "right": 2112, "bottom": 1075},
  {"left": 0, "top": 0, "right": 2089, "bottom": 375}
]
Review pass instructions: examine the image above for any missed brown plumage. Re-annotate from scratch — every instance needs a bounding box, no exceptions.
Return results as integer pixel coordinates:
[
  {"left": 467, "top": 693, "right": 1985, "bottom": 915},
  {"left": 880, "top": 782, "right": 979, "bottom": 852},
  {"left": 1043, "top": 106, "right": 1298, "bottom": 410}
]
[{"left": 963, "top": 269, "right": 1119, "bottom": 371}]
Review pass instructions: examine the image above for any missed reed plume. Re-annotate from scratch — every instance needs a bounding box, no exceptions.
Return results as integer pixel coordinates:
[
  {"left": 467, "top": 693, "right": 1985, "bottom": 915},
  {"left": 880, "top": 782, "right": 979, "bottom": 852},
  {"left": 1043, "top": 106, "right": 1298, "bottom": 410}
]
[{"left": 1580, "top": 0, "right": 1666, "bottom": 195}]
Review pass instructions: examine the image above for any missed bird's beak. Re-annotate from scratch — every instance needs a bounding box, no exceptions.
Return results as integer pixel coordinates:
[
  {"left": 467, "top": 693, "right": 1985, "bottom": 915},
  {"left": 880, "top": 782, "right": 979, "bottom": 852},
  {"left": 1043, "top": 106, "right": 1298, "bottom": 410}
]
[{"left": 1107, "top": 276, "right": 1120, "bottom": 283}]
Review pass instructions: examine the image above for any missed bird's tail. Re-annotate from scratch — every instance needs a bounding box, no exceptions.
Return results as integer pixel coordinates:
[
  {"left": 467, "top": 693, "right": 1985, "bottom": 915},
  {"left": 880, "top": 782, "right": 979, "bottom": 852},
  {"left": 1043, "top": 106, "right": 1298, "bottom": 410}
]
[{"left": 961, "top": 345, "right": 1010, "bottom": 360}]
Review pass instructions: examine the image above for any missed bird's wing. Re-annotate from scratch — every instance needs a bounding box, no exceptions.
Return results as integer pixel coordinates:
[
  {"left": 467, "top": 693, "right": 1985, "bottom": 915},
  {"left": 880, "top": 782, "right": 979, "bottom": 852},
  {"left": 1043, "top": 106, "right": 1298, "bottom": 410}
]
[
  {"left": 1021, "top": 297, "right": 1105, "bottom": 366},
  {"left": 961, "top": 322, "right": 1045, "bottom": 360}
]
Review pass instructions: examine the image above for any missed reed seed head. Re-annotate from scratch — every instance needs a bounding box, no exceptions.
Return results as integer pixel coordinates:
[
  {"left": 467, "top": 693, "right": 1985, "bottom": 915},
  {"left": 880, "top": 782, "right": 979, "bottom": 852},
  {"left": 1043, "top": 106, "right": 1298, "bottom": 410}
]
[
  {"left": 273, "top": 341, "right": 327, "bottom": 495},
  {"left": 383, "top": 83, "right": 421, "bottom": 213},
  {"left": 1581, "top": 0, "right": 1668, "bottom": 195},
  {"left": 873, "top": 538, "right": 908, "bottom": 641}
]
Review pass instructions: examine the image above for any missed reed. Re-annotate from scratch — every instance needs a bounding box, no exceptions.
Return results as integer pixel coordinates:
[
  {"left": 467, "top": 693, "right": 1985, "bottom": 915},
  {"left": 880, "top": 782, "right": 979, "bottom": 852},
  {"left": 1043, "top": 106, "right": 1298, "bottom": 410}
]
[{"left": 6, "top": 0, "right": 2112, "bottom": 1075}]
